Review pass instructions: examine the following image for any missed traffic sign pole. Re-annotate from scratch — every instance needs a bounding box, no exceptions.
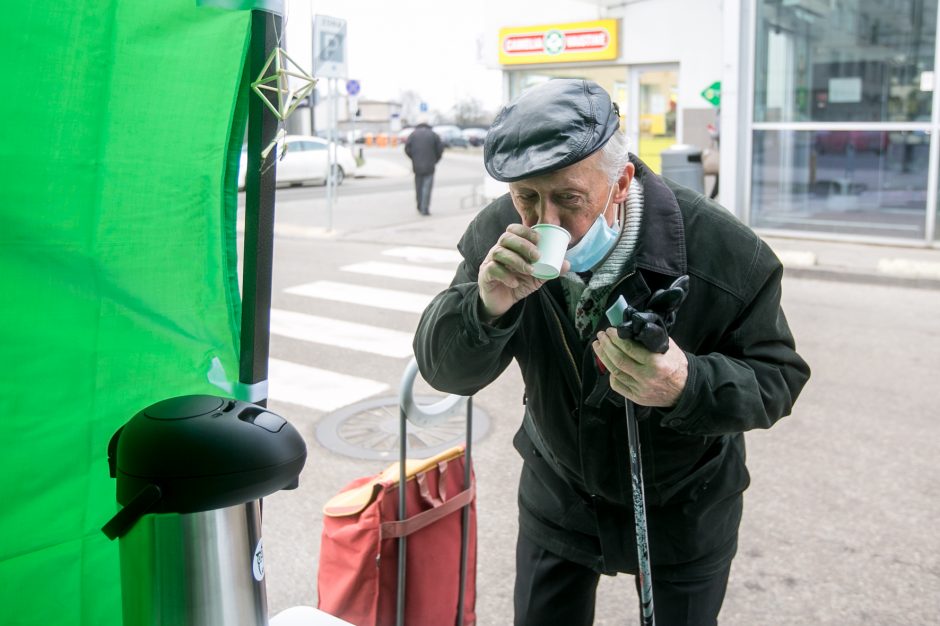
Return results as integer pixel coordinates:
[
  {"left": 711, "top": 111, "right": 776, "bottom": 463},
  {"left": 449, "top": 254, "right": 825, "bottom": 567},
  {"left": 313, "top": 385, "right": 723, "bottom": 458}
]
[
  {"left": 326, "top": 78, "right": 336, "bottom": 231},
  {"left": 313, "top": 15, "right": 348, "bottom": 232},
  {"left": 346, "top": 80, "right": 360, "bottom": 148},
  {"left": 334, "top": 80, "right": 340, "bottom": 225}
]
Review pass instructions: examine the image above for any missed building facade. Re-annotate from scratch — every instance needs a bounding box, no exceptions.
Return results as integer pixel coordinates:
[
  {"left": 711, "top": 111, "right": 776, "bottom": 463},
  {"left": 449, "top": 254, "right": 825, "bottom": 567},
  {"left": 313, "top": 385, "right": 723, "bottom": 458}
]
[{"left": 485, "top": 0, "right": 940, "bottom": 246}]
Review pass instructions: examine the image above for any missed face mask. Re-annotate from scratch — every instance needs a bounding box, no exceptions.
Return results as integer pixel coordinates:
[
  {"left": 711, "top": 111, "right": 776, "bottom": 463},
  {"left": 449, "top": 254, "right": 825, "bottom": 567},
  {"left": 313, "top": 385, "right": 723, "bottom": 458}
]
[{"left": 565, "top": 185, "right": 619, "bottom": 272}]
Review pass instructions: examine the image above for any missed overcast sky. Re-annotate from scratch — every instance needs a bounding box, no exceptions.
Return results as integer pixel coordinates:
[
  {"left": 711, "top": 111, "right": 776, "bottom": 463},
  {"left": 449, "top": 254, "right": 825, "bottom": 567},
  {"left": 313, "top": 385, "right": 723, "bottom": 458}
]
[{"left": 284, "top": 0, "right": 505, "bottom": 113}]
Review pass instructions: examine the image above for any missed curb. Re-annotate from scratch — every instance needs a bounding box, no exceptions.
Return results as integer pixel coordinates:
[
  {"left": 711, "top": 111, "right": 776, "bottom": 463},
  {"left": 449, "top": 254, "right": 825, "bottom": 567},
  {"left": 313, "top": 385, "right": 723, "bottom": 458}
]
[
  {"left": 772, "top": 247, "right": 940, "bottom": 290},
  {"left": 783, "top": 266, "right": 940, "bottom": 290}
]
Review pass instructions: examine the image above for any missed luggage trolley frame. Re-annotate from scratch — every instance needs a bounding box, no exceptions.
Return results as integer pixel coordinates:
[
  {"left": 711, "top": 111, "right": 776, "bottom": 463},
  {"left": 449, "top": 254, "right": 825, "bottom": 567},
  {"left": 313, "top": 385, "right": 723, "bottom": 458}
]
[{"left": 396, "top": 357, "right": 474, "bottom": 626}]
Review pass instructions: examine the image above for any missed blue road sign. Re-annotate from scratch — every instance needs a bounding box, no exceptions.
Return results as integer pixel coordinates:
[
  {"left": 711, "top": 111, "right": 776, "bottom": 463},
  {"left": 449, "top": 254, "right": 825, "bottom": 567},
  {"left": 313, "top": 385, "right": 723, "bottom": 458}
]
[
  {"left": 419, "top": 102, "right": 428, "bottom": 112},
  {"left": 346, "top": 79, "right": 360, "bottom": 96}
]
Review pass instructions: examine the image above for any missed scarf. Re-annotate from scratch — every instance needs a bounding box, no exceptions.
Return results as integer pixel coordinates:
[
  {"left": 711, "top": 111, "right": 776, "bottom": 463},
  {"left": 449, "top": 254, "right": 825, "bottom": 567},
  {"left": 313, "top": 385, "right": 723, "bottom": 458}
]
[{"left": 559, "top": 177, "right": 645, "bottom": 339}]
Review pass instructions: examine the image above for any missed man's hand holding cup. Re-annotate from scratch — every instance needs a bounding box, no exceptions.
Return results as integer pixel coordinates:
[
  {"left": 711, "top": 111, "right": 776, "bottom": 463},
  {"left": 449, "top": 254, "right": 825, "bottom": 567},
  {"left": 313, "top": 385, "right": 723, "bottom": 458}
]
[{"left": 478, "top": 223, "right": 571, "bottom": 324}]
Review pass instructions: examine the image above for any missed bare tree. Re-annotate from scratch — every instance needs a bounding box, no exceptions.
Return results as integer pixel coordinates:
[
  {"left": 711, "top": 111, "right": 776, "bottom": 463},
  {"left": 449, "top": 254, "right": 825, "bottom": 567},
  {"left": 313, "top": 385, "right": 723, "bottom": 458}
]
[
  {"left": 399, "top": 90, "right": 424, "bottom": 126},
  {"left": 452, "top": 97, "right": 493, "bottom": 127}
]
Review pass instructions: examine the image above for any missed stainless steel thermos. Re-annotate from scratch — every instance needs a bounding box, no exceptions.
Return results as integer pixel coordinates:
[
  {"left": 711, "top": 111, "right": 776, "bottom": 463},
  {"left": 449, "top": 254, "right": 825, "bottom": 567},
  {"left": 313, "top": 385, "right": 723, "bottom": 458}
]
[{"left": 103, "top": 395, "right": 307, "bottom": 626}]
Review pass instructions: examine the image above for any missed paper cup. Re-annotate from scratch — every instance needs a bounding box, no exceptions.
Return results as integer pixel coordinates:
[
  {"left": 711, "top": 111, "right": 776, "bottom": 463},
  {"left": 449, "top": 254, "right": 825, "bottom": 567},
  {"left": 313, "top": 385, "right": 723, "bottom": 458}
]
[{"left": 531, "top": 224, "right": 571, "bottom": 280}]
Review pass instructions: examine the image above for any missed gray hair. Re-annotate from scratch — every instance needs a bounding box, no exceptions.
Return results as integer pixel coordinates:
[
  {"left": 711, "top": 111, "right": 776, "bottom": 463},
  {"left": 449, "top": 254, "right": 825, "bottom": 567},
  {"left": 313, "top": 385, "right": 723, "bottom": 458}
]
[{"left": 597, "top": 129, "right": 630, "bottom": 184}]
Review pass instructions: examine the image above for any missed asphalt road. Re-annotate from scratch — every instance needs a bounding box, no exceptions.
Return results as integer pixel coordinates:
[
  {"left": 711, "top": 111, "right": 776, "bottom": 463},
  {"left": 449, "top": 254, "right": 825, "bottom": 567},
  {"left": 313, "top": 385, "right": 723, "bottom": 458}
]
[{"left": 247, "top": 148, "right": 940, "bottom": 625}]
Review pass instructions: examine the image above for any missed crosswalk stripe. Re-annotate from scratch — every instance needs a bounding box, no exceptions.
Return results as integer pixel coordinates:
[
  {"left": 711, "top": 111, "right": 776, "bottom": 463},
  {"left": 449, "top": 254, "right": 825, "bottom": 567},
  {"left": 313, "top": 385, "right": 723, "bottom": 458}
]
[
  {"left": 235, "top": 219, "right": 337, "bottom": 240},
  {"left": 382, "top": 246, "right": 463, "bottom": 264},
  {"left": 284, "top": 281, "right": 435, "bottom": 314},
  {"left": 340, "top": 261, "right": 454, "bottom": 285},
  {"left": 270, "top": 309, "right": 414, "bottom": 358},
  {"left": 267, "top": 358, "right": 389, "bottom": 412}
]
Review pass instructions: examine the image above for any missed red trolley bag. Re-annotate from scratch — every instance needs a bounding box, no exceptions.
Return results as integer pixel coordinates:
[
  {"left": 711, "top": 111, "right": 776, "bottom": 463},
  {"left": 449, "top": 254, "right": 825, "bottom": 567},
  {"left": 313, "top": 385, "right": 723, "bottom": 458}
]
[{"left": 317, "top": 358, "right": 477, "bottom": 626}]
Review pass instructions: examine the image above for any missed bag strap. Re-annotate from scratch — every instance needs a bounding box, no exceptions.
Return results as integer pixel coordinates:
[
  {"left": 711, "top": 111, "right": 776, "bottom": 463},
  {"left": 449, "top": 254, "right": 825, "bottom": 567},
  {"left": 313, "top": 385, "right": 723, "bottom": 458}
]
[
  {"left": 380, "top": 483, "right": 475, "bottom": 540},
  {"left": 418, "top": 471, "right": 444, "bottom": 507}
]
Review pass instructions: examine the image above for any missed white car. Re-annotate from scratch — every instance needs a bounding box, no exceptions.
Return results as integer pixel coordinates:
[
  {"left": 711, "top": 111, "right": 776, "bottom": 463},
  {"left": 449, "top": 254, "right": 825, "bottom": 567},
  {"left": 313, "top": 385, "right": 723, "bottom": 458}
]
[{"left": 238, "top": 135, "right": 359, "bottom": 190}]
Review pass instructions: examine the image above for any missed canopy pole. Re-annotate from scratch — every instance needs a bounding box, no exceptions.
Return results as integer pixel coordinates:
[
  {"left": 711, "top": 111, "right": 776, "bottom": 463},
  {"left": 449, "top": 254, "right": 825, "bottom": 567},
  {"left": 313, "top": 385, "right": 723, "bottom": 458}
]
[{"left": 240, "top": 9, "right": 281, "bottom": 408}]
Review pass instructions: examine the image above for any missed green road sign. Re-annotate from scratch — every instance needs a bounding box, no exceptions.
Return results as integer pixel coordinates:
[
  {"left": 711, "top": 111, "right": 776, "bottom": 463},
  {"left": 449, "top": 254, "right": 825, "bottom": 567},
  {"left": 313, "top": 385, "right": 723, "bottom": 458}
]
[{"left": 701, "top": 81, "right": 721, "bottom": 107}]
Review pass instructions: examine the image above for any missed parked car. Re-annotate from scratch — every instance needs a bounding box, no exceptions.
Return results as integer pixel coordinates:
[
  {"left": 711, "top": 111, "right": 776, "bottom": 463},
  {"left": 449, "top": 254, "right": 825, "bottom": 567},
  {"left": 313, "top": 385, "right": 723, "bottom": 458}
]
[
  {"left": 432, "top": 124, "right": 470, "bottom": 148},
  {"left": 813, "top": 130, "right": 889, "bottom": 154},
  {"left": 461, "top": 127, "right": 488, "bottom": 147},
  {"left": 397, "top": 127, "right": 415, "bottom": 144},
  {"left": 238, "top": 135, "right": 359, "bottom": 190}
]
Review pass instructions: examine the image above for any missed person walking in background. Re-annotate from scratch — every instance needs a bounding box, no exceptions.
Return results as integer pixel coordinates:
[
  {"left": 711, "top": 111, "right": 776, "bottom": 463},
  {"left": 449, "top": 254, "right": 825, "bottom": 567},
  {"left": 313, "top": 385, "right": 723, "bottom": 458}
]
[{"left": 405, "top": 119, "right": 444, "bottom": 216}]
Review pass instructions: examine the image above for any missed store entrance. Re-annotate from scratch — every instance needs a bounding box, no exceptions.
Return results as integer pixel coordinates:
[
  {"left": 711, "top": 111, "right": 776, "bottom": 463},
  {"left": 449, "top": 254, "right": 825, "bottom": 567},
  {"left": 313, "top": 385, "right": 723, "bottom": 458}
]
[
  {"left": 506, "top": 65, "right": 629, "bottom": 145},
  {"left": 628, "top": 65, "right": 678, "bottom": 173},
  {"left": 506, "top": 65, "right": 680, "bottom": 172}
]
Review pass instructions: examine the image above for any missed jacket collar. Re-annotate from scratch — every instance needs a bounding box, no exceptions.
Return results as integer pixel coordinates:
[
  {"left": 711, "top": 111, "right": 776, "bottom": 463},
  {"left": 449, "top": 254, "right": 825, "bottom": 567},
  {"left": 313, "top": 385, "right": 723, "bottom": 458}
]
[{"left": 629, "top": 155, "right": 687, "bottom": 277}]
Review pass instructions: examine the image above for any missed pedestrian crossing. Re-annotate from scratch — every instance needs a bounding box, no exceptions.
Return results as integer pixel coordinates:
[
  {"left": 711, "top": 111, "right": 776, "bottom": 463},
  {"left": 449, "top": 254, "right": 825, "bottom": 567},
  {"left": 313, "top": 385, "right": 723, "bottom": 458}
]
[
  {"left": 381, "top": 246, "right": 463, "bottom": 264},
  {"left": 338, "top": 262, "right": 454, "bottom": 285},
  {"left": 284, "top": 281, "right": 435, "bottom": 314},
  {"left": 267, "top": 246, "right": 461, "bottom": 414},
  {"left": 269, "top": 309, "right": 415, "bottom": 358},
  {"left": 267, "top": 358, "right": 390, "bottom": 412}
]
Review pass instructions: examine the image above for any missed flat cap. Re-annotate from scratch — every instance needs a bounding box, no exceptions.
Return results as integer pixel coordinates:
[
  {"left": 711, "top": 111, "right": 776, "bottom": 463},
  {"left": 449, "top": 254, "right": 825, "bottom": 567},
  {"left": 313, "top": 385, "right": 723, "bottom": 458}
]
[{"left": 484, "top": 79, "right": 620, "bottom": 182}]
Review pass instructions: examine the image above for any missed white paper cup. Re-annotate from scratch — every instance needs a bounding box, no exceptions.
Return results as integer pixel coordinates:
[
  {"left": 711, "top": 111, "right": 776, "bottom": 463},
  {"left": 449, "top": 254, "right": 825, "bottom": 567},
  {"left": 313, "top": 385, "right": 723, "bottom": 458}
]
[{"left": 530, "top": 224, "right": 572, "bottom": 280}]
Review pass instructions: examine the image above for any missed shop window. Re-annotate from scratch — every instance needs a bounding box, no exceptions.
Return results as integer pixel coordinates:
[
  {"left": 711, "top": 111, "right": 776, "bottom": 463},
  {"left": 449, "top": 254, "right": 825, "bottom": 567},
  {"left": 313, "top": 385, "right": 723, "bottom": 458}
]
[
  {"left": 751, "top": 129, "right": 928, "bottom": 239},
  {"left": 754, "top": 0, "right": 938, "bottom": 123}
]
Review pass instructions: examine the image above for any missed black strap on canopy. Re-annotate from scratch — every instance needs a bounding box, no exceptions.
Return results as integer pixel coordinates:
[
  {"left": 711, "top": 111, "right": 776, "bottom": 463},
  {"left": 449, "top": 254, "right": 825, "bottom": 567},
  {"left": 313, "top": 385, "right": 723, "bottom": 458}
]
[{"left": 240, "top": 9, "right": 280, "bottom": 408}]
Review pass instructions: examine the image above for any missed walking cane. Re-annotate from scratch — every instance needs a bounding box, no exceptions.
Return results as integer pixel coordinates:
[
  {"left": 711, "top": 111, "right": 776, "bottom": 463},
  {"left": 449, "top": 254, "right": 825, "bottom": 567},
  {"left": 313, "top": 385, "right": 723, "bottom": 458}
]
[
  {"left": 605, "top": 275, "right": 690, "bottom": 626},
  {"left": 625, "top": 399, "right": 655, "bottom": 625}
]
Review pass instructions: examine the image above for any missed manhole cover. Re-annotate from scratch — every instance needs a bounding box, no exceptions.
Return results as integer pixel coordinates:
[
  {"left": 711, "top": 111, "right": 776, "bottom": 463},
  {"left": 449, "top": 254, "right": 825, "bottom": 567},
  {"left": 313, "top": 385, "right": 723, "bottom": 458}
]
[{"left": 316, "top": 395, "right": 490, "bottom": 460}]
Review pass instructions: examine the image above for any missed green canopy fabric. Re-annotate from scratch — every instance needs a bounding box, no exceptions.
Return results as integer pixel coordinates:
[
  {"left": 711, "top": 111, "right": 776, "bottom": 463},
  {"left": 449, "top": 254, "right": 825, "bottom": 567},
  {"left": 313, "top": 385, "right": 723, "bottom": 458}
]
[{"left": 0, "top": 3, "right": 252, "bottom": 623}]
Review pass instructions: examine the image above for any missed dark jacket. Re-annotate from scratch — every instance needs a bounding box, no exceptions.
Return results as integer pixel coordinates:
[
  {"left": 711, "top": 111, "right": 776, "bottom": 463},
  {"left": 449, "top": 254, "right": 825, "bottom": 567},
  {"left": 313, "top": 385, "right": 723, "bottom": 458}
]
[
  {"left": 413, "top": 156, "right": 810, "bottom": 576},
  {"left": 404, "top": 123, "right": 444, "bottom": 175}
]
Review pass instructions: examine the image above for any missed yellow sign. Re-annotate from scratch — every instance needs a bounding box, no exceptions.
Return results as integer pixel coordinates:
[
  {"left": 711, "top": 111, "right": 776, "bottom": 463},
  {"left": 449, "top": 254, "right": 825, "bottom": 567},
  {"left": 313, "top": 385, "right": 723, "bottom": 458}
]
[{"left": 498, "top": 19, "right": 619, "bottom": 66}]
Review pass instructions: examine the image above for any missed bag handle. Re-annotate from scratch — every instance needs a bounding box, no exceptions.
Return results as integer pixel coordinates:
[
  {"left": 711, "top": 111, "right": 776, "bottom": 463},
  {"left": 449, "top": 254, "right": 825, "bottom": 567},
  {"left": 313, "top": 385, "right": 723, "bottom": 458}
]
[
  {"left": 379, "top": 483, "right": 475, "bottom": 540},
  {"left": 417, "top": 471, "right": 443, "bottom": 508},
  {"left": 322, "top": 445, "right": 464, "bottom": 518}
]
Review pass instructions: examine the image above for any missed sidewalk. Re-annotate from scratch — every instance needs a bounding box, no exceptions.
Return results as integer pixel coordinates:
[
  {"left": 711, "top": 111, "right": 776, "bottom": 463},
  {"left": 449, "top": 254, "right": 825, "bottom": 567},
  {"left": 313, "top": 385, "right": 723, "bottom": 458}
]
[
  {"left": 345, "top": 208, "right": 940, "bottom": 290},
  {"left": 306, "top": 145, "right": 940, "bottom": 290},
  {"left": 355, "top": 157, "right": 410, "bottom": 178},
  {"left": 763, "top": 234, "right": 940, "bottom": 288}
]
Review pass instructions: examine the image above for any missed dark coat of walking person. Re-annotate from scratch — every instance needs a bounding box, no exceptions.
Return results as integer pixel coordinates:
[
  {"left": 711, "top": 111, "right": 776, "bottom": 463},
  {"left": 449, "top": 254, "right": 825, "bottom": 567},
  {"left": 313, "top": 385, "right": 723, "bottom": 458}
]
[
  {"left": 404, "top": 122, "right": 444, "bottom": 216},
  {"left": 413, "top": 79, "right": 810, "bottom": 626}
]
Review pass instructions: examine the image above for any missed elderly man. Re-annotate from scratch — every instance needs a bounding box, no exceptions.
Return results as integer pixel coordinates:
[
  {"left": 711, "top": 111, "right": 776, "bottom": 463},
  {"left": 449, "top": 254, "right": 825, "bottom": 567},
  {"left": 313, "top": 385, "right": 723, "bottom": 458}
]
[{"left": 413, "top": 79, "right": 810, "bottom": 625}]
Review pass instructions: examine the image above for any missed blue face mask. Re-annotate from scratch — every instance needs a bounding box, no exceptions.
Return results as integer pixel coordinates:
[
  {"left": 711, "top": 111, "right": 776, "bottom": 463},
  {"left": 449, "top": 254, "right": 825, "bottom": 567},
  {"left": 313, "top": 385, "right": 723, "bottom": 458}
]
[{"left": 565, "top": 185, "right": 619, "bottom": 272}]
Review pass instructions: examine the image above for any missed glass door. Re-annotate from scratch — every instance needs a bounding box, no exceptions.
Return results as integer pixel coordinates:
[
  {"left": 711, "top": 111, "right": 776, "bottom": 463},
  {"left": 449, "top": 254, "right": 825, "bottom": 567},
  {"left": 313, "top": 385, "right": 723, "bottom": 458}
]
[
  {"left": 628, "top": 65, "right": 678, "bottom": 173},
  {"left": 750, "top": 0, "right": 938, "bottom": 241}
]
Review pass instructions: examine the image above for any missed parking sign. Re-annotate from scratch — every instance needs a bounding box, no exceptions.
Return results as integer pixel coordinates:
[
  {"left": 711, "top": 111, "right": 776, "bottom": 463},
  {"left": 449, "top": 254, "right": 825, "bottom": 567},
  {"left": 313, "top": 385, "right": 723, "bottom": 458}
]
[{"left": 313, "top": 15, "right": 347, "bottom": 79}]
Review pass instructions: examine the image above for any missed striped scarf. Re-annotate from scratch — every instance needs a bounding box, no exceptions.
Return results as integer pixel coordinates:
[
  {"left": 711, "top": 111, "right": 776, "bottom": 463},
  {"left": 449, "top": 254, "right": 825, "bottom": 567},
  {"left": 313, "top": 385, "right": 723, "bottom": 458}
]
[{"left": 560, "top": 177, "right": 645, "bottom": 338}]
